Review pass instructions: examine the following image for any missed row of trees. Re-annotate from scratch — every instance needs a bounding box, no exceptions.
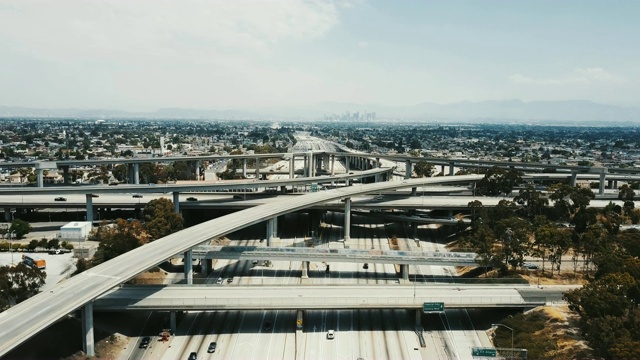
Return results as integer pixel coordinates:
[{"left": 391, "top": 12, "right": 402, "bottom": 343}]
[{"left": 460, "top": 167, "right": 639, "bottom": 358}]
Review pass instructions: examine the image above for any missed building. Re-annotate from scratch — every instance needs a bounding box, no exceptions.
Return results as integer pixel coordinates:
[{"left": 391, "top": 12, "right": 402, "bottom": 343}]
[{"left": 60, "top": 222, "right": 92, "bottom": 241}]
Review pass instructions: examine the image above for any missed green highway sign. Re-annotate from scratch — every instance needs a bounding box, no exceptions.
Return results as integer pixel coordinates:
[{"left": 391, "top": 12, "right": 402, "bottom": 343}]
[
  {"left": 472, "top": 347, "right": 497, "bottom": 357},
  {"left": 422, "top": 302, "right": 444, "bottom": 313}
]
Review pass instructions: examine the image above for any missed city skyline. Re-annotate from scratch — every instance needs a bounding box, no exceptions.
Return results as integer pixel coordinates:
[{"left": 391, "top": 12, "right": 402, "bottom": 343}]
[{"left": 1, "top": 1, "right": 639, "bottom": 113}]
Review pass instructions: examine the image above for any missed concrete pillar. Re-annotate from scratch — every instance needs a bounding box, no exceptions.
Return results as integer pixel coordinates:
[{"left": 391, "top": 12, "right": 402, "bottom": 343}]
[
  {"left": 401, "top": 264, "right": 409, "bottom": 280},
  {"left": 570, "top": 172, "right": 577, "bottom": 187},
  {"left": 128, "top": 163, "right": 134, "bottom": 184},
  {"left": 255, "top": 157, "right": 260, "bottom": 178},
  {"left": 599, "top": 171, "right": 606, "bottom": 196},
  {"left": 412, "top": 187, "right": 417, "bottom": 196},
  {"left": 62, "top": 166, "right": 70, "bottom": 184},
  {"left": 614, "top": 180, "right": 618, "bottom": 189},
  {"left": 132, "top": 163, "right": 140, "bottom": 184},
  {"left": 4, "top": 208, "right": 11, "bottom": 222},
  {"left": 448, "top": 162, "right": 455, "bottom": 176},
  {"left": 82, "top": 301, "right": 95, "bottom": 356},
  {"left": 607, "top": 179, "right": 613, "bottom": 189},
  {"left": 170, "top": 311, "right": 177, "bottom": 334},
  {"left": 376, "top": 157, "right": 380, "bottom": 168},
  {"left": 290, "top": 156, "right": 295, "bottom": 179},
  {"left": 345, "top": 156, "right": 350, "bottom": 172},
  {"left": 202, "top": 258, "right": 212, "bottom": 275},
  {"left": 195, "top": 160, "right": 200, "bottom": 181},
  {"left": 330, "top": 155, "right": 335, "bottom": 175},
  {"left": 266, "top": 217, "right": 278, "bottom": 246},
  {"left": 36, "top": 168, "right": 44, "bottom": 187},
  {"left": 344, "top": 198, "right": 351, "bottom": 241},
  {"left": 242, "top": 159, "right": 247, "bottom": 178},
  {"left": 173, "top": 192, "right": 180, "bottom": 213},
  {"left": 405, "top": 160, "right": 412, "bottom": 179},
  {"left": 412, "top": 223, "right": 418, "bottom": 239},
  {"left": 184, "top": 250, "right": 193, "bottom": 285},
  {"left": 308, "top": 152, "right": 314, "bottom": 177},
  {"left": 415, "top": 309, "right": 422, "bottom": 328},
  {"left": 85, "top": 194, "right": 93, "bottom": 223},
  {"left": 301, "top": 261, "right": 309, "bottom": 278}
]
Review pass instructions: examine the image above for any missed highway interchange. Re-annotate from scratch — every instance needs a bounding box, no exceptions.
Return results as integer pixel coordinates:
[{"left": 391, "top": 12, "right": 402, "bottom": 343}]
[{"left": 1, "top": 136, "right": 627, "bottom": 359}]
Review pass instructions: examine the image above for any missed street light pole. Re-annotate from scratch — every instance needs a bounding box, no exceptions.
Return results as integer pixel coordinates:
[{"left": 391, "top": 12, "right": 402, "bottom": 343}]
[{"left": 492, "top": 323, "right": 514, "bottom": 360}]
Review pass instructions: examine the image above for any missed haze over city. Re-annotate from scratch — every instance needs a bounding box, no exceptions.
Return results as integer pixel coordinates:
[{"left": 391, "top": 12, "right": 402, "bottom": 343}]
[{"left": 1, "top": 0, "right": 640, "bottom": 121}]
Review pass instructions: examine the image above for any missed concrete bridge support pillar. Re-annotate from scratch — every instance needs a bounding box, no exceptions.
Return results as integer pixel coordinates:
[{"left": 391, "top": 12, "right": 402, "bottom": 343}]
[
  {"left": 412, "top": 187, "right": 417, "bottom": 196},
  {"left": 330, "top": 155, "right": 335, "bottom": 175},
  {"left": 570, "top": 172, "right": 578, "bottom": 187},
  {"left": 376, "top": 157, "right": 380, "bottom": 168},
  {"left": 184, "top": 250, "right": 193, "bottom": 285},
  {"left": 173, "top": 192, "right": 180, "bottom": 213},
  {"left": 36, "top": 168, "right": 44, "bottom": 188},
  {"left": 201, "top": 258, "right": 212, "bottom": 275},
  {"left": 412, "top": 223, "right": 418, "bottom": 239},
  {"left": 405, "top": 160, "right": 412, "bottom": 179},
  {"left": 266, "top": 217, "right": 278, "bottom": 246},
  {"left": 128, "top": 163, "right": 134, "bottom": 184},
  {"left": 242, "top": 159, "right": 247, "bottom": 178},
  {"left": 345, "top": 157, "right": 350, "bottom": 173},
  {"left": 133, "top": 163, "right": 140, "bottom": 184},
  {"left": 344, "top": 198, "right": 351, "bottom": 241},
  {"left": 614, "top": 180, "right": 618, "bottom": 189},
  {"left": 415, "top": 309, "right": 422, "bottom": 328},
  {"left": 301, "top": 261, "right": 309, "bottom": 279},
  {"left": 4, "top": 208, "right": 11, "bottom": 222},
  {"left": 170, "top": 311, "right": 177, "bottom": 334},
  {"left": 62, "top": 165, "right": 70, "bottom": 184},
  {"left": 82, "top": 301, "right": 95, "bottom": 357},
  {"left": 608, "top": 179, "right": 613, "bottom": 189},
  {"left": 401, "top": 264, "right": 409, "bottom": 280},
  {"left": 290, "top": 156, "right": 295, "bottom": 179},
  {"left": 85, "top": 194, "right": 94, "bottom": 223},
  {"left": 448, "top": 162, "right": 455, "bottom": 176},
  {"left": 599, "top": 171, "right": 606, "bottom": 196},
  {"left": 440, "top": 165, "right": 445, "bottom": 175},
  {"left": 195, "top": 160, "right": 200, "bottom": 181},
  {"left": 255, "top": 157, "right": 260, "bottom": 179}
]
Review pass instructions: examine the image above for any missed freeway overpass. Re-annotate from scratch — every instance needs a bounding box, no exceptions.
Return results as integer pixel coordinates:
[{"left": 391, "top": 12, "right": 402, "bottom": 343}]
[
  {"left": 0, "top": 174, "right": 484, "bottom": 357},
  {"left": 92, "top": 284, "right": 575, "bottom": 311}
]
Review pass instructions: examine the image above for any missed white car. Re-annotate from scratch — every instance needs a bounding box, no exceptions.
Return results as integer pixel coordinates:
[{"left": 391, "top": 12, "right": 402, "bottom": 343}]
[
  {"left": 216, "top": 277, "right": 223, "bottom": 284},
  {"left": 327, "top": 330, "right": 335, "bottom": 339}
]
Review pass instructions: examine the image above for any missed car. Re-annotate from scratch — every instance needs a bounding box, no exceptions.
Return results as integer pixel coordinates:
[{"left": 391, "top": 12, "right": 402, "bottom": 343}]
[
  {"left": 139, "top": 336, "right": 151, "bottom": 349},
  {"left": 132, "top": 194, "right": 143, "bottom": 198},
  {"left": 109, "top": 182, "right": 118, "bottom": 186},
  {"left": 186, "top": 197, "right": 198, "bottom": 201},
  {"left": 49, "top": 249, "right": 63, "bottom": 255},
  {"left": 263, "top": 321, "right": 272, "bottom": 331},
  {"left": 327, "top": 330, "right": 335, "bottom": 339},
  {"left": 207, "top": 341, "right": 217, "bottom": 353},
  {"left": 227, "top": 277, "right": 233, "bottom": 284},
  {"left": 373, "top": 195, "right": 384, "bottom": 201},
  {"left": 54, "top": 197, "right": 67, "bottom": 201},
  {"left": 363, "top": 263, "right": 369, "bottom": 270},
  {"left": 188, "top": 352, "right": 197, "bottom": 360},
  {"left": 216, "top": 277, "right": 223, "bottom": 284},
  {"left": 523, "top": 262, "right": 539, "bottom": 270}
]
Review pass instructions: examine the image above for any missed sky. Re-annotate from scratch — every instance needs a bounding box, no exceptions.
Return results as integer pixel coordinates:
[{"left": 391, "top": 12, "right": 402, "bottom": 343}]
[{"left": 1, "top": 0, "right": 639, "bottom": 112}]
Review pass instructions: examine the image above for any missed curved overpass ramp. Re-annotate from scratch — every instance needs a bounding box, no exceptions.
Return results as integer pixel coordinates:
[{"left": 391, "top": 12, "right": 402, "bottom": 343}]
[{"left": 0, "top": 174, "right": 482, "bottom": 356}]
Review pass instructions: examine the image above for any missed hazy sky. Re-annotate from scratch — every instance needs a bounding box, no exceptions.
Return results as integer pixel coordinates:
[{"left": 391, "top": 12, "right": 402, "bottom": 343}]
[{"left": 1, "top": 0, "right": 639, "bottom": 111}]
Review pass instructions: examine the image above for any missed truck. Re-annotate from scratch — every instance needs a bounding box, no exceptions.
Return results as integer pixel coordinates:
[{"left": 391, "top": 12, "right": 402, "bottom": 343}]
[{"left": 22, "top": 255, "right": 46, "bottom": 270}]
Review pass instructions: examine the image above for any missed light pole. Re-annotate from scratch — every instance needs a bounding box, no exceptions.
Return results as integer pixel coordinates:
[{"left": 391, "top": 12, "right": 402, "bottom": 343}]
[{"left": 492, "top": 323, "right": 514, "bottom": 360}]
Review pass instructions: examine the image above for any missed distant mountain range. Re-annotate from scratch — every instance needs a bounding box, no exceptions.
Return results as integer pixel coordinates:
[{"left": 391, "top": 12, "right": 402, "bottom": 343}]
[{"left": 1, "top": 99, "right": 639, "bottom": 124}]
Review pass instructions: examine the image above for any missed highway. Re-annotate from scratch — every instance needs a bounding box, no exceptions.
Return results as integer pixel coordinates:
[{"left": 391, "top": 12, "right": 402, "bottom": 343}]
[{"left": 0, "top": 174, "right": 484, "bottom": 357}]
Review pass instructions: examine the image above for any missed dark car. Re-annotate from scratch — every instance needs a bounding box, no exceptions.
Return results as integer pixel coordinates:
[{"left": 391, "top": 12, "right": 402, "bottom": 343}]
[
  {"left": 54, "top": 197, "right": 67, "bottom": 201},
  {"left": 227, "top": 277, "right": 233, "bottom": 284},
  {"left": 139, "top": 336, "right": 151, "bottom": 349},
  {"left": 132, "top": 194, "right": 143, "bottom": 198},
  {"left": 187, "top": 352, "right": 197, "bottom": 360},
  {"left": 207, "top": 341, "right": 217, "bottom": 353},
  {"left": 91, "top": 194, "right": 99, "bottom": 198},
  {"left": 263, "top": 321, "right": 272, "bottom": 331},
  {"left": 186, "top": 197, "right": 198, "bottom": 201}
]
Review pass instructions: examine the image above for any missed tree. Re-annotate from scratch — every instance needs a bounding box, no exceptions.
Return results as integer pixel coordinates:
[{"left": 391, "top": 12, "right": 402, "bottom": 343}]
[
  {"left": 9, "top": 219, "right": 32, "bottom": 239},
  {"left": 92, "top": 219, "right": 150, "bottom": 263},
  {"left": 0, "top": 263, "right": 46, "bottom": 311},
  {"left": 413, "top": 161, "right": 434, "bottom": 178},
  {"left": 143, "top": 198, "right": 184, "bottom": 240},
  {"left": 475, "top": 166, "right": 522, "bottom": 196},
  {"left": 495, "top": 217, "right": 532, "bottom": 270},
  {"left": 535, "top": 224, "right": 571, "bottom": 276},
  {"left": 514, "top": 185, "right": 549, "bottom": 219}
]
